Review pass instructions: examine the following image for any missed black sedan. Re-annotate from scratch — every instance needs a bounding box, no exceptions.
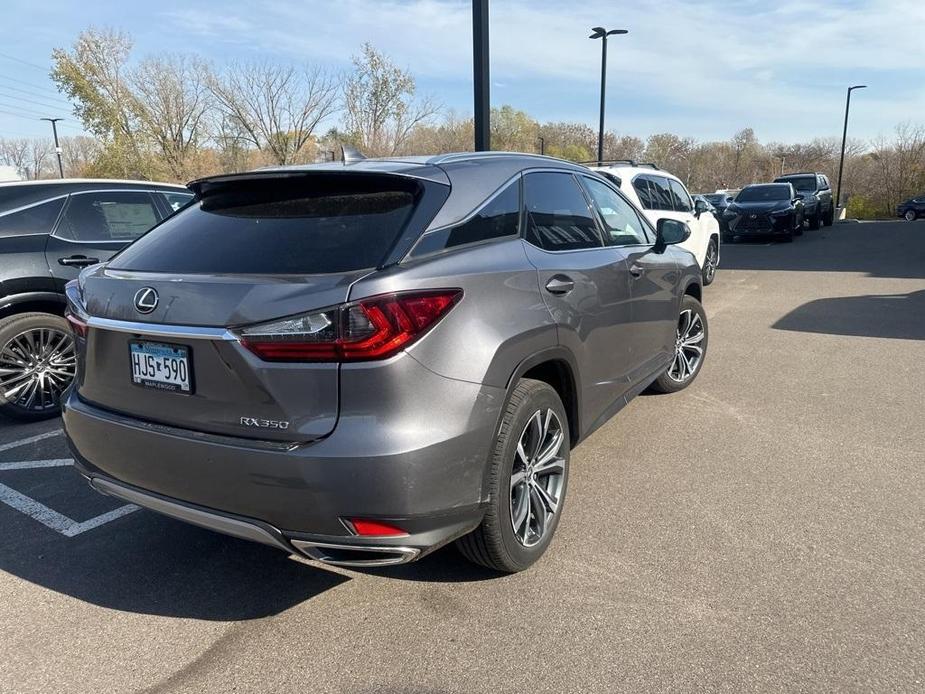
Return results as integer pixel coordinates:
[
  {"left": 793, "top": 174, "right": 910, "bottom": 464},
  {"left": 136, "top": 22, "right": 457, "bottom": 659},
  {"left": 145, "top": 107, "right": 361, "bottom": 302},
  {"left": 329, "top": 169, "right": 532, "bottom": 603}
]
[
  {"left": 896, "top": 194, "right": 925, "bottom": 221},
  {"left": 723, "top": 183, "right": 805, "bottom": 242}
]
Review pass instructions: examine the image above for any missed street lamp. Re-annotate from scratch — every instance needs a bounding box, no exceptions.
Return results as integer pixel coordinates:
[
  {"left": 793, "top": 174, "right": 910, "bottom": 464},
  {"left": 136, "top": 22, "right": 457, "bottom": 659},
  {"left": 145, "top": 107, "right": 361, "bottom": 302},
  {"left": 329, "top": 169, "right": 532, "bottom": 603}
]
[
  {"left": 775, "top": 149, "right": 792, "bottom": 177},
  {"left": 537, "top": 136, "right": 545, "bottom": 155},
  {"left": 40, "top": 117, "right": 65, "bottom": 178},
  {"left": 472, "top": 0, "right": 490, "bottom": 151},
  {"left": 835, "top": 84, "right": 867, "bottom": 213},
  {"left": 589, "top": 26, "right": 628, "bottom": 166}
]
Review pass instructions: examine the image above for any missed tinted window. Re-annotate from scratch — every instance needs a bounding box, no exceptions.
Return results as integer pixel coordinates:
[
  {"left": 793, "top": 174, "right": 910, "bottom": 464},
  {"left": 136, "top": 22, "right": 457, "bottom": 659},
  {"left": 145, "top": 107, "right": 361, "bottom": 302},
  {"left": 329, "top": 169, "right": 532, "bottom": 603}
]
[
  {"left": 704, "top": 194, "right": 724, "bottom": 204},
  {"left": 777, "top": 176, "right": 816, "bottom": 192},
  {"left": 161, "top": 191, "right": 194, "bottom": 213},
  {"left": 668, "top": 179, "right": 693, "bottom": 212},
  {"left": 523, "top": 172, "right": 602, "bottom": 251},
  {"left": 56, "top": 191, "right": 160, "bottom": 242},
  {"left": 582, "top": 177, "right": 650, "bottom": 246},
  {"left": 111, "top": 176, "right": 420, "bottom": 274},
  {"left": 736, "top": 185, "right": 791, "bottom": 202},
  {"left": 632, "top": 177, "right": 654, "bottom": 209},
  {"left": 411, "top": 181, "right": 519, "bottom": 257},
  {"left": 647, "top": 176, "right": 674, "bottom": 210},
  {"left": 0, "top": 197, "right": 65, "bottom": 237}
]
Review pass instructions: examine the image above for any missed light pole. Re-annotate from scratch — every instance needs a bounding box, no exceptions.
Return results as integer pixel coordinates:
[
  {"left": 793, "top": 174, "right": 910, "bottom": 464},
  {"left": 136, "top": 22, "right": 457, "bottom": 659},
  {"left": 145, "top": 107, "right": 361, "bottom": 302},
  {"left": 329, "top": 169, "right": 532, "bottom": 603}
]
[
  {"left": 40, "top": 117, "right": 65, "bottom": 178},
  {"left": 589, "top": 26, "right": 627, "bottom": 166},
  {"left": 472, "top": 0, "right": 490, "bottom": 151},
  {"left": 775, "top": 150, "right": 791, "bottom": 177},
  {"left": 835, "top": 85, "right": 866, "bottom": 212},
  {"left": 538, "top": 136, "right": 545, "bottom": 155}
]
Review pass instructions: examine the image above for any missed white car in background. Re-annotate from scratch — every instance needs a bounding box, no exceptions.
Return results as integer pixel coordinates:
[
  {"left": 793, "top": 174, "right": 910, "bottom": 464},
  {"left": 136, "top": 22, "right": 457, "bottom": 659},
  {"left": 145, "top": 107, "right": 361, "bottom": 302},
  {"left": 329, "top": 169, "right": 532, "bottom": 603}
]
[{"left": 589, "top": 161, "right": 720, "bottom": 285}]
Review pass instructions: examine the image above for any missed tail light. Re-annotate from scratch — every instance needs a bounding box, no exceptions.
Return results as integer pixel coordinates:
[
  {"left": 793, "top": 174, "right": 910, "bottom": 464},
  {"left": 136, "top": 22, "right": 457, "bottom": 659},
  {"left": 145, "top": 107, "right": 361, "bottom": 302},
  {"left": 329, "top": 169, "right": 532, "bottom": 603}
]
[{"left": 236, "top": 289, "right": 462, "bottom": 362}]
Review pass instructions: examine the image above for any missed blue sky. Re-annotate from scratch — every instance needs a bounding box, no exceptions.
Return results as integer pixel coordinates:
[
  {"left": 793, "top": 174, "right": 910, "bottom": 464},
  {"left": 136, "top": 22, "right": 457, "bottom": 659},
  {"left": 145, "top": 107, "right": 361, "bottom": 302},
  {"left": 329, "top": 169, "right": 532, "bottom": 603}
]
[{"left": 1, "top": 0, "right": 922, "bottom": 145}]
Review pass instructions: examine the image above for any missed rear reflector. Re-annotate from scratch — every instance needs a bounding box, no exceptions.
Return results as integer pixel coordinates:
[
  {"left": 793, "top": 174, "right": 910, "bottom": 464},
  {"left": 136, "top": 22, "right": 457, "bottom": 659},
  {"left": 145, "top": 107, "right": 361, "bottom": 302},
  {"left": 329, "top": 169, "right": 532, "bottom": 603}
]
[
  {"left": 237, "top": 289, "right": 462, "bottom": 363},
  {"left": 65, "top": 312, "right": 88, "bottom": 337},
  {"left": 348, "top": 519, "right": 409, "bottom": 537}
]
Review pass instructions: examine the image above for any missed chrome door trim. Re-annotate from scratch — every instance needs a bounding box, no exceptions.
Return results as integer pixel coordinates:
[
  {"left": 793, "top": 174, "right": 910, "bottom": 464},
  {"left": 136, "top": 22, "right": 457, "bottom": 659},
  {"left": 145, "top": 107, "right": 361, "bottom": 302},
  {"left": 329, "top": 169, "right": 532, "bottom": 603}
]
[{"left": 87, "top": 316, "right": 236, "bottom": 341}]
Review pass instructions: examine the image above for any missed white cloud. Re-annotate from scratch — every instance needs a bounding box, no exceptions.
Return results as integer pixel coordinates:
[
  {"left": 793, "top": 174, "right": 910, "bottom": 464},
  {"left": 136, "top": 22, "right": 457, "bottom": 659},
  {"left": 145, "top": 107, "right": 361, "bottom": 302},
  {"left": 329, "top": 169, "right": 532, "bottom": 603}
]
[{"left": 161, "top": 0, "right": 925, "bottom": 142}]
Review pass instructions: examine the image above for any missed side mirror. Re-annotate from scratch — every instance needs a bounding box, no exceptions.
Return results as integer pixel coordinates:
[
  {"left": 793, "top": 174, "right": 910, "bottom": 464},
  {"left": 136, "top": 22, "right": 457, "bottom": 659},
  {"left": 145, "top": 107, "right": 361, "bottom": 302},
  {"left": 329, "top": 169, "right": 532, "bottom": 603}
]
[
  {"left": 654, "top": 218, "right": 691, "bottom": 252},
  {"left": 693, "top": 198, "right": 708, "bottom": 218}
]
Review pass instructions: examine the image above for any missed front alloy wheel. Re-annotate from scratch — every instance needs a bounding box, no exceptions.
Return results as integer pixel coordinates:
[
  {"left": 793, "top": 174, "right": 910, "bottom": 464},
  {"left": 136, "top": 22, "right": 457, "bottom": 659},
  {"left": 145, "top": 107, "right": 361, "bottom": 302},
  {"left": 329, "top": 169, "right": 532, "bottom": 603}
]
[
  {"left": 0, "top": 313, "right": 76, "bottom": 421},
  {"left": 649, "top": 295, "right": 709, "bottom": 394},
  {"left": 702, "top": 239, "right": 718, "bottom": 286},
  {"left": 905, "top": 210, "right": 917, "bottom": 222}
]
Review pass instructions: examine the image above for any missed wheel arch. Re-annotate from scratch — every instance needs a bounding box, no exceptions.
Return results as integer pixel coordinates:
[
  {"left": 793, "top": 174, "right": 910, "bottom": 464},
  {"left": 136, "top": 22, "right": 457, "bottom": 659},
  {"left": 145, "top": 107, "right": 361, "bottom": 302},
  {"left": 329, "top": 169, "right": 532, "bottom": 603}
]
[
  {"left": 504, "top": 347, "right": 582, "bottom": 448},
  {"left": 0, "top": 292, "right": 66, "bottom": 321}
]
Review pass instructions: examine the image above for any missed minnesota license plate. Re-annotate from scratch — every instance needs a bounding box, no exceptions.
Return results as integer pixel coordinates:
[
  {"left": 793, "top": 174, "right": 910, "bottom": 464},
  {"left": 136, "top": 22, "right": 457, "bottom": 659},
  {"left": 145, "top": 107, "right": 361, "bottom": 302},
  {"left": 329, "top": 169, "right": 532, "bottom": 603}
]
[{"left": 129, "top": 341, "right": 192, "bottom": 393}]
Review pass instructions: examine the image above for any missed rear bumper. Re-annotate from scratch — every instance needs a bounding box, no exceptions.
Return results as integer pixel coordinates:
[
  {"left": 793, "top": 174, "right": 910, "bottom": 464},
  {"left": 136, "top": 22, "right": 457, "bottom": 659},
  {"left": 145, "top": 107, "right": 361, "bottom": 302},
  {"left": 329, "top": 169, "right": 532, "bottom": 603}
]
[{"left": 63, "top": 367, "right": 502, "bottom": 562}]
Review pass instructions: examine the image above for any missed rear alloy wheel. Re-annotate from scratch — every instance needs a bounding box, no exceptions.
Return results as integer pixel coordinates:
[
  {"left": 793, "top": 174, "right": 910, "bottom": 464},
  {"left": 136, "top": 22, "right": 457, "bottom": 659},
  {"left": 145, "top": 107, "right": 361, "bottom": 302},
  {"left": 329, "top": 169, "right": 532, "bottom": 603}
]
[
  {"left": 456, "top": 378, "right": 569, "bottom": 572},
  {"left": 823, "top": 208, "right": 834, "bottom": 226},
  {"left": 905, "top": 210, "right": 917, "bottom": 222},
  {"left": 0, "top": 313, "right": 76, "bottom": 421},
  {"left": 648, "top": 295, "right": 708, "bottom": 394},
  {"left": 701, "top": 238, "right": 718, "bottom": 286},
  {"left": 809, "top": 212, "right": 821, "bottom": 230}
]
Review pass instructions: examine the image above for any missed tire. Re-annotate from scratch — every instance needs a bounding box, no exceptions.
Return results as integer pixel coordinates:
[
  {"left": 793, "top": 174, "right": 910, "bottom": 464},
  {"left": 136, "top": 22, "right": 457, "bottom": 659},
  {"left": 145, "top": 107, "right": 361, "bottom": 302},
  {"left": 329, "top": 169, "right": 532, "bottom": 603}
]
[
  {"left": 722, "top": 232, "right": 735, "bottom": 244},
  {"left": 648, "top": 295, "right": 708, "bottom": 395},
  {"left": 0, "top": 312, "right": 76, "bottom": 422},
  {"left": 701, "top": 238, "right": 718, "bottom": 286},
  {"left": 823, "top": 208, "right": 834, "bottom": 226},
  {"left": 456, "top": 378, "right": 570, "bottom": 573},
  {"left": 809, "top": 212, "right": 821, "bottom": 230},
  {"left": 905, "top": 210, "right": 917, "bottom": 222}
]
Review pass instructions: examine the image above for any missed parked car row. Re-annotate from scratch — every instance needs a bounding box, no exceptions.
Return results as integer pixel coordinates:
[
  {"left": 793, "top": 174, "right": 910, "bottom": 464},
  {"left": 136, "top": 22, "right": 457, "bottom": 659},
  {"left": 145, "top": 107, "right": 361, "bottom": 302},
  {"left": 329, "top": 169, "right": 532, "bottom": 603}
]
[{"left": 696, "top": 171, "right": 835, "bottom": 243}]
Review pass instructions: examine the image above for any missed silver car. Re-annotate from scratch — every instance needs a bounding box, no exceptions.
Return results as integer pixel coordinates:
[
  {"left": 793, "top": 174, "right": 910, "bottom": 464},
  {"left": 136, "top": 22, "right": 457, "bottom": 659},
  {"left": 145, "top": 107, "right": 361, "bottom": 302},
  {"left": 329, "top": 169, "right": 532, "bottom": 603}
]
[{"left": 63, "top": 153, "right": 707, "bottom": 573}]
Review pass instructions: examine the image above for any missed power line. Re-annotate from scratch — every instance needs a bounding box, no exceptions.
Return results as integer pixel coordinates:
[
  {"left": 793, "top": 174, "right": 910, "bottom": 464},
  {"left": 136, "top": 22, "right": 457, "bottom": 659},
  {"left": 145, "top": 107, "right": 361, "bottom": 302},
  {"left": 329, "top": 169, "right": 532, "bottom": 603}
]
[
  {"left": 0, "top": 102, "right": 49, "bottom": 118},
  {"left": 0, "top": 89, "right": 72, "bottom": 112},
  {"left": 0, "top": 51, "right": 50, "bottom": 72},
  {"left": 0, "top": 80, "right": 72, "bottom": 107},
  {"left": 0, "top": 73, "right": 69, "bottom": 100}
]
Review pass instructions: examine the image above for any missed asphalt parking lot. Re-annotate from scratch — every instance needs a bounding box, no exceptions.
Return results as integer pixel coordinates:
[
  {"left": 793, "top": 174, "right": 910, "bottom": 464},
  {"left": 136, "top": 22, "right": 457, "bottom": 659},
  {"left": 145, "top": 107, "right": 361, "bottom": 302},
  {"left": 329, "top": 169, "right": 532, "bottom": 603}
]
[{"left": 1, "top": 220, "right": 922, "bottom": 693}]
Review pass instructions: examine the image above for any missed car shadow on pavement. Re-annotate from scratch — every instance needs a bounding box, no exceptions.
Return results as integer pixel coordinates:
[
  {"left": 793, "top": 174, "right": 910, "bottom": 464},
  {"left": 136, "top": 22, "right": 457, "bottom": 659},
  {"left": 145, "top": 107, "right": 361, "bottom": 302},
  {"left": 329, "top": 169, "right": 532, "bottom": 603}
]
[
  {"left": 0, "top": 508, "right": 348, "bottom": 621},
  {"left": 720, "top": 223, "right": 925, "bottom": 279},
  {"left": 772, "top": 290, "right": 925, "bottom": 341}
]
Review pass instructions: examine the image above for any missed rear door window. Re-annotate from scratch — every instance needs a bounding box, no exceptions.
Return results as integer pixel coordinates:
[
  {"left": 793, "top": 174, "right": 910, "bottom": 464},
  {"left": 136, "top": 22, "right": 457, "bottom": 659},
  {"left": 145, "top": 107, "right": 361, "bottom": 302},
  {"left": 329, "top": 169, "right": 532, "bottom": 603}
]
[
  {"left": 668, "top": 179, "right": 693, "bottom": 213},
  {"left": 111, "top": 175, "right": 422, "bottom": 274},
  {"left": 160, "top": 191, "right": 195, "bottom": 213},
  {"left": 523, "top": 172, "right": 603, "bottom": 251},
  {"left": 0, "top": 197, "right": 65, "bottom": 237},
  {"left": 55, "top": 191, "right": 161, "bottom": 242},
  {"left": 632, "top": 177, "right": 655, "bottom": 209},
  {"left": 647, "top": 176, "right": 674, "bottom": 211}
]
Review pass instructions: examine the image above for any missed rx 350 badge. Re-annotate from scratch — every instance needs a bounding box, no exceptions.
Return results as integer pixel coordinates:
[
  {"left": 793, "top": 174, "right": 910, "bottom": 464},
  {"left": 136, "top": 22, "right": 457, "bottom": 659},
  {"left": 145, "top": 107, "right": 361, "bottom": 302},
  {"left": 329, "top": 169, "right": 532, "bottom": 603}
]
[{"left": 240, "top": 417, "right": 290, "bottom": 430}]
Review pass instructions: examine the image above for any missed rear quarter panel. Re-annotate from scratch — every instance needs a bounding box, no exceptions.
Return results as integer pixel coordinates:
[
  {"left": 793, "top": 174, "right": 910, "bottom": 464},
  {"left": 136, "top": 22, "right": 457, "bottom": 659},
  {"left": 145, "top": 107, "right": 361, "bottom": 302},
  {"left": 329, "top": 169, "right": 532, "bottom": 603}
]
[{"left": 348, "top": 238, "right": 557, "bottom": 388}]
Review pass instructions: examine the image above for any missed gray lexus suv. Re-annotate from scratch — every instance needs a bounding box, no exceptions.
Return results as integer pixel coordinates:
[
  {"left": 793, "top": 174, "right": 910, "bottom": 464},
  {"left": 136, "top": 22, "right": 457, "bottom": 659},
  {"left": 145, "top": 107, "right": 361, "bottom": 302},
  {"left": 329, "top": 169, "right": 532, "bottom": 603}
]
[{"left": 62, "top": 153, "right": 707, "bottom": 573}]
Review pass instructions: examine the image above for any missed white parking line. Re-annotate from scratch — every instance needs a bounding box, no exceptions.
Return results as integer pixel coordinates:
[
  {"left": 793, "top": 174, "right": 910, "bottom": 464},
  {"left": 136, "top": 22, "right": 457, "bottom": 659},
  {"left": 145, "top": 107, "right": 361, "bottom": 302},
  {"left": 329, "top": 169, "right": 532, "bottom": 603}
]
[
  {"left": 0, "top": 429, "right": 139, "bottom": 537},
  {"left": 0, "top": 429, "right": 63, "bottom": 453}
]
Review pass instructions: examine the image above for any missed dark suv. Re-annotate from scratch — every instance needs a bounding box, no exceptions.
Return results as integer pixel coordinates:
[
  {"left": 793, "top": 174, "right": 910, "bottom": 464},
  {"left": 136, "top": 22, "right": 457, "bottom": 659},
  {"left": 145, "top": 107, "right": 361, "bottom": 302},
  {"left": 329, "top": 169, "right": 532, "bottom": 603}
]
[
  {"left": 896, "top": 194, "right": 925, "bottom": 221},
  {"left": 63, "top": 153, "right": 707, "bottom": 573},
  {"left": 0, "top": 179, "right": 192, "bottom": 420},
  {"left": 773, "top": 172, "right": 834, "bottom": 229}
]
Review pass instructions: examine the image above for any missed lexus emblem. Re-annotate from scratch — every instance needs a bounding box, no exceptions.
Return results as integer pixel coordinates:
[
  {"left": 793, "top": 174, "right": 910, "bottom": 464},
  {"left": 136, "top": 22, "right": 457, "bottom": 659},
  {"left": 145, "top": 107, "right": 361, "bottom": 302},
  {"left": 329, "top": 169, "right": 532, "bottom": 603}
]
[
  {"left": 750, "top": 214, "right": 757, "bottom": 219},
  {"left": 133, "top": 287, "right": 159, "bottom": 314}
]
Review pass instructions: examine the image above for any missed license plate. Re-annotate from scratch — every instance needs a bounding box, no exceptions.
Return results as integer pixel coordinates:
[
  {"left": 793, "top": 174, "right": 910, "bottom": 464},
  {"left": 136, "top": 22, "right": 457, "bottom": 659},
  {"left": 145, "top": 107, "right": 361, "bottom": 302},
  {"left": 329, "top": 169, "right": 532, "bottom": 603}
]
[{"left": 129, "top": 341, "right": 192, "bottom": 393}]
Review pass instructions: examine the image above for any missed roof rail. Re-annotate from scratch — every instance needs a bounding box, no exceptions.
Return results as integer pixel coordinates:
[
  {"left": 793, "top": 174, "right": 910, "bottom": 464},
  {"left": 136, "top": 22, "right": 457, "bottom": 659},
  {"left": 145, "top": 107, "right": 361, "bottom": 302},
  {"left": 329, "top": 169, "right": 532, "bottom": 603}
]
[
  {"left": 777, "top": 171, "right": 819, "bottom": 176},
  {"left": 581, "top": 159, "right": 660, "bottom": 170}
]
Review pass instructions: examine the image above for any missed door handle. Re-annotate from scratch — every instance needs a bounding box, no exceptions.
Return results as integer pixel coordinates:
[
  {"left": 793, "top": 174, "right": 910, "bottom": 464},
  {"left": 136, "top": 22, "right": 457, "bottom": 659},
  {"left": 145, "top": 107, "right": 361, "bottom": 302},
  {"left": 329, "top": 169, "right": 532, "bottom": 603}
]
[
  {"left": 545, "top": 275, "right": 574, "bottom": 294},
  {"left": 58, "top": 255, "right": 100, "bottom": 267},
  {"left": 629, "top": 264, "right": 644, "bottom": 279}
]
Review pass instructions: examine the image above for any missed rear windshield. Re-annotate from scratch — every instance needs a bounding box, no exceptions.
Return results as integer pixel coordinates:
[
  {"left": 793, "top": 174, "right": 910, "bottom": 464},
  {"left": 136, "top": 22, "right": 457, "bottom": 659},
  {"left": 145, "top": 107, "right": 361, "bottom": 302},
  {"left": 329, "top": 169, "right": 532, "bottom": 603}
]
[
  {"left": 736, "top": 185, "right": 791, "bottom": 202},
  {"left": 110, "top": 175, "right": 420, "bottom": 274},
  {"left": 704, "top": 194, "right": 725, "bottom": 203},
  {"left": 776, "top": 176, "right": 816, "bottom": 192}
]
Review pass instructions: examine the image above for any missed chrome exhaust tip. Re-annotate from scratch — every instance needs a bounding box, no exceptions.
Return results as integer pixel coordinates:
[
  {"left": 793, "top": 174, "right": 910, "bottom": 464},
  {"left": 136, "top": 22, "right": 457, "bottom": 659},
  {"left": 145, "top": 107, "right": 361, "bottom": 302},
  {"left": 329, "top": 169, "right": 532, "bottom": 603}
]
[{"left": 291, "top": 539, "right": 420, "bottom": 567}]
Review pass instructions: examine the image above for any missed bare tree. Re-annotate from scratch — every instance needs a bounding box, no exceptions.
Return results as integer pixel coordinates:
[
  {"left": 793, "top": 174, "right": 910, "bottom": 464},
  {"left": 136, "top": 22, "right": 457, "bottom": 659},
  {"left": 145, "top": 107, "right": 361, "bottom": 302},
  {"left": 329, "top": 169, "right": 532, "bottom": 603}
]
[
  {"left": 131, "top": 55, "right": 212, "bottom": 179},
  {"left": 60, "top": 135, "right": 103, "bottom": 177},
  {"left": 208, "top": 61, "right": 339, "bottom": 165},
  {"left": 0, "top": 138, "right": 31, "bottom": 179},
  {"left": 343, "top": 43, "right": 439, "bottom": 156}
]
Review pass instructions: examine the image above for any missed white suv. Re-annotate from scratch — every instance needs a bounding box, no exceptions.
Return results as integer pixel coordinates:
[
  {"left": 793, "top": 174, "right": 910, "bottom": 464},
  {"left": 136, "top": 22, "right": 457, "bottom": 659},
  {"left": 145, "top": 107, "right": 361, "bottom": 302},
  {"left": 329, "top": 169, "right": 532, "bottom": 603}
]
[{"left": 589, "top": 162, "right": 720, "bottom": 285}]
